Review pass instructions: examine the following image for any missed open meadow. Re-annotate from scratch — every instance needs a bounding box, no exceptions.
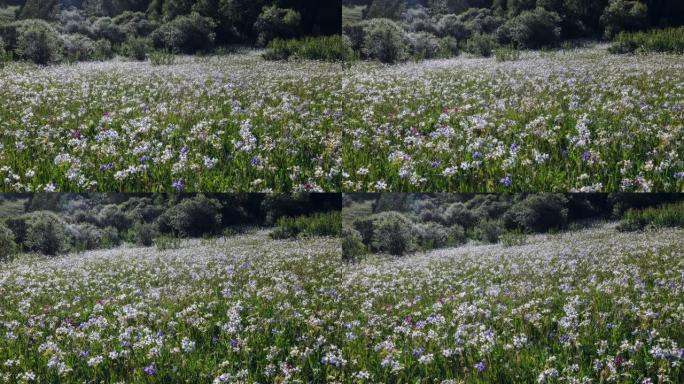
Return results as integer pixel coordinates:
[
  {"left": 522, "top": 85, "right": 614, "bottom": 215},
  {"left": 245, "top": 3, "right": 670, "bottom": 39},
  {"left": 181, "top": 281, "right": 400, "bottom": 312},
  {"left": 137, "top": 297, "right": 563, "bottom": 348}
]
[
  {"left": 1, "top": 225, "right": 683, "bottom": 383},
  {"left": 0, "top": 232, "right": 342, "bottom": 383},
  {"left": 342, "top": 47, "right": 684, "bottom": 192},
  {"left": 0, "top": 53, "right": 342, "bottom": 193}
]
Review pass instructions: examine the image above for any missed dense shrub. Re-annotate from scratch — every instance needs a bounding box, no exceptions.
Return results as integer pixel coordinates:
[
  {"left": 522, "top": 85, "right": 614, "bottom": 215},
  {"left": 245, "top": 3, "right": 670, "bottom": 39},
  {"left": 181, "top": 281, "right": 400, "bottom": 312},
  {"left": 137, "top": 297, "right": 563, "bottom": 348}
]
[
  {"left": 93, "top": 38, "right": 113, "bottom": 60},
  {"left": 371, "top": 211, "right": 414, "bottom": 255},
  {"left": 150, "top": 13, "right": 215, "bottom": 54},
  {"left": 270, "top": 212, "right": 342, "bottom": 239},
  {"left": 0, "top": 36, "right": 12, "bottom": 66},
  {"left": 496, "top": 8, "right": 562, "bottom": 49},
  {"left": 92, "top": 17, "right": 125, "bottom": 44},
  {"left": 263, "top": 35, "right": 356, "bottom": 62},
  {"left": 609, "top": 27, "right": 684, "bottom": 54},
  {"left": 158, "top": 195, "right": 222, "bottom": 237},
  {"left": 477, "top": 220, "right": 502, "bottom": 243},
  {"left": 445, "top": 203, "right": 479, "bottom": 228},
  {"left": 407, "top": 31, "right": 440, "bottom": 59},
  {"left": 352, "top": 217, "right": 375, "bottom": 247},
  {"left": 59, "top": 8, "right": 92, "bottom": 36},
  {"left": 132, "top": 222, "right": 160, "bottom": 246},
  {"left": 254, "top": 5, "right": 301, "bottom": 47},
  {"left": 98, "top": 205, "right": 133, "bottom": 232},
  {"left": 503, "top": 194, "right": 569, "bottom": 232},
  {"left": 149, "top": 49, "right": 176, "bottom": 65},
  {"left": 601, "top": 0, "right": 648, "bottom": 39},
  {"left": 61, "top": 33, "right": 95, "bottom": 61},
  {"left": 113, "top": 11, "right": 155, "bottom": 39},
  {"left": 100, "top": 226, "right": 121, "bottom": 248},
  {"left": 343, "top": 22, "right": 366, "bottom": 52},
  {"left": 68, "top": 223, "right": 104, "bottom": 251},
  {"left": 0, "top": 224, "right": 18, "bottom": 262},
  {"left": 418, "top": 208, "right": 446, "bottom": 225},
  {"left": 465, "top": 33, "right": 496, "bottom": 57},
  {"left": 449, "top": 224, "right": 468, "bottom": 245},
  {"left": 14, "top": 19, "right": 61, "bottom": 65},
  {"left": 617, "top": 202, "right": 684, "bottom": 231},
  {"left": 342, "top": 228, "right": 366, "bottom": 263},
  {"left": 7, "top": 211, "right": 68, "bottom": 256},
  {"left": 459, "top": 8, "right": 504, "bottom": 35},
  {"left": 123, "top": 36, "right": 148, "bottom": 60},
  {"left": 361, "top": 18, "right": 408, "bottom": 64},
  {"left": 415, "top": 221, "right": 449, "bottom": 249},
  {"left": 437, "top": 14, "right": 470, "bottom": 40},
  {"left": 438, "top": 36, "right": 460, "bottom": 57}
]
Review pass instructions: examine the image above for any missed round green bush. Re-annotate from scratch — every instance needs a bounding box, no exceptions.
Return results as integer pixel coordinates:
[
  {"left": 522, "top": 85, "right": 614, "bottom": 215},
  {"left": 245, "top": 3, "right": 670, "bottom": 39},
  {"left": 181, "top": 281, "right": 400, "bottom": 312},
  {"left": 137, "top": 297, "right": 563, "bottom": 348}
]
[
  {"left": 61, "top": 33, "right": 95, "bottom": 61},
  {"left": 496, "top": 8, "right": 561, "bottom": 49},
  {"left": 150, "top": 13, "right": 215, "bottom": 54},
  {"left": 123, "top": 37, "right": 149, "bottom": 61},
  {"left": 132, "top": 222, "right": 160, "bottom": 247},
  {"left": 9, "top": 211, "right": 68, "bottom": 256},
  {"left": 371, "top": 211, "right": 414, "bottom": 256},
  {"left": 503, "top": 194, "right": 569, "bottom": 233},
  {"left": 477, "top": 220, "right": 502, "bottom": 244},
  {"left": 449, "top": 224, "right": 467, "bottom": 245},
  {"left": 158, "top": 195, "right": 222, "bottom": 237},
  {"left": 361, "top": 18, "right": 408, "bottom": 64},
  {"left": 0, "top": 224, "right": 18, "bottom": 262},
  {"left": 437, "top": 14, "right": 471, "bottom": 40},
  {"left": 445, "top": 203, "right": 479, "bottom": 229},
  {"left": 342, "top": 227, "right": 366, "bottom": 263},
  {"left": 254, "top": 5, "right": 301, "bottom": 47},
  {"left": 415, "top": 221, "right": 450, "bottom": 250},
  {"left": 68, "top": 223, "right": 103, "bottom": 251},
  {"left": 408, "top": 31, "right": 440, "bottom": 59},
  {"left": 14, "top": 19, "right": 61, "bottom": 65},
  {"left": 465, "top": 33, "right": 496, "bottom": 57}
]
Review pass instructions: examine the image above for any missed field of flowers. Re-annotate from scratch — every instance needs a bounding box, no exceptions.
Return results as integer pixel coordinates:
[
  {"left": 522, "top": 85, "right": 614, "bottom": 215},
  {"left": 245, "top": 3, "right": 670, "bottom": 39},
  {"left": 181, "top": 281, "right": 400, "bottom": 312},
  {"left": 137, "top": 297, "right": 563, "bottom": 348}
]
[
  {"left": 2, "top": 226, "right": 682, "bottom": 382},
  {"left": 0, "top": 53, "right": 342, "bottom": 192},
  {"left": 342, "top": 47, "right": 684, "bottom": 192},
  {"left": 0, "top": 232, "right": 343, "bottom": 383}
]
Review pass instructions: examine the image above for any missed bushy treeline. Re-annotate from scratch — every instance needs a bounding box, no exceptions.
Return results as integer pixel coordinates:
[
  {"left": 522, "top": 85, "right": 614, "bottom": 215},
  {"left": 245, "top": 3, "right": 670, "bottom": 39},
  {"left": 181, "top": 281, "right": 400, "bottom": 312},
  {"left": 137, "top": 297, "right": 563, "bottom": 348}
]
[
  {"left": 0, "top": 0, "right": 341, "bottom": 64},
  {"left": 263, "top": 35, "right": 356, "bottom": 61},
  {"left": 0, "top": 193, "right": 341, "bottom": 260},
  {"left": 342, "top": 193, "right": 684, "bottom": 259},
  {"left": 617, "top": 201, "right": 684, "bottom": 231},
  {"left": 609, "top": 26, "right": 684, "bottom": 54},
  {"left": 343, "top": 0, "right": 684, "bottom": 62}
]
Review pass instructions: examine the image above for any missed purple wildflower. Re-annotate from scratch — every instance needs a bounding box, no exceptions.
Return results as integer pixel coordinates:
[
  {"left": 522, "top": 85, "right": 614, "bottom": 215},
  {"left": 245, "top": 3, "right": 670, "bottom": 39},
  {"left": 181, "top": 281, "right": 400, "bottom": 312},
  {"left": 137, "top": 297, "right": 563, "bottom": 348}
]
[
  {"left": 140, "top": 155, "right": 149, "bottom": 163},
  {"left": 581, "top": 151, "right": 591, "bottom": 161},
  {"left": 474, "top": 361, "right": 486, "bottom": 373},
  {"left": 143, "top": 364, "right": 157, "bottom": 376},
  {"left": 171, "top": 178, "right": 184, "bottom": 192},
  {"left": 99, "top": 163, "right": 113, "bottom": 172},
  {"left": 674, "top": 172, "right": 684, "bottom": 181},
  {"left": 500, "top": 174, "right": 512, "bottom": 188}
]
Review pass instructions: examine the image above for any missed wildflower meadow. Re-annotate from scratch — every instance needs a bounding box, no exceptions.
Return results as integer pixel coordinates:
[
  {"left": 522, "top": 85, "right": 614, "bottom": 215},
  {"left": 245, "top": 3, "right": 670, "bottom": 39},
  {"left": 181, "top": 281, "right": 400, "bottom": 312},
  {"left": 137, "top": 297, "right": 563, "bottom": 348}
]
[
  {"left": 0, "top": 53, "right": 342, "bottom": 193},
  {"left": 341, "top": 47, "right": 684, "bottom": 192},
  {"left": 1, "top": 224, "right": 683, "bottom": 383}
]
